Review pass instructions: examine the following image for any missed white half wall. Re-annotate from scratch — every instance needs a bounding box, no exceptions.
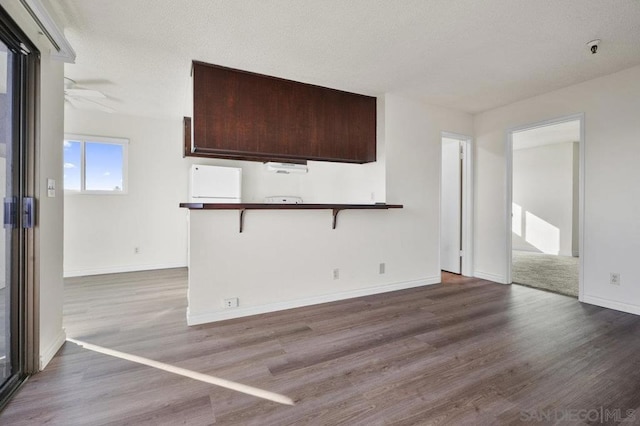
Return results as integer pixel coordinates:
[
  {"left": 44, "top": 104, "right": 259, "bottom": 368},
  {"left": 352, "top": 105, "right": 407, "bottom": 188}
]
[
  {"left": 512, "top": 142, "right": 575, "bottom": 256},
  {"left": 187, "top": 93, "right": 473, "bottom": 324},
  {"left": 474, "top": 64, "right": 640, "bottom": 315}
]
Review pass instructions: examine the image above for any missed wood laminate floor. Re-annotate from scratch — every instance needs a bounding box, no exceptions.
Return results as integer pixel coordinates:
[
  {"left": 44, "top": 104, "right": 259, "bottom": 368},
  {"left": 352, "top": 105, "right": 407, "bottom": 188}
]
[{"left": 1, "top": 269, "right": 640, "bottom": 425}]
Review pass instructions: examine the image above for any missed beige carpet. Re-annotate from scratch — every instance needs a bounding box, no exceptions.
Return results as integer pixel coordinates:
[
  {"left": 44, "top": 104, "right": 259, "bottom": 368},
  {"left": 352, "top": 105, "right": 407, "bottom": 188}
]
[{"left": 512, "top": 250, "right": 579, "bottom": 297}]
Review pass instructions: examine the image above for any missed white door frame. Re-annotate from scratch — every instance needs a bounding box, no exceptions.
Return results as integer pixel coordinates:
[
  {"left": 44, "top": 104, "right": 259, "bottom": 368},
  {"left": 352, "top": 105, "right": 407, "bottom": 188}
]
[
  {"left": 505, "top": 113, "right": 585, "bottom": 300},
  {"left": 440, "top": 132, "right": 474, "bottom": 277}
]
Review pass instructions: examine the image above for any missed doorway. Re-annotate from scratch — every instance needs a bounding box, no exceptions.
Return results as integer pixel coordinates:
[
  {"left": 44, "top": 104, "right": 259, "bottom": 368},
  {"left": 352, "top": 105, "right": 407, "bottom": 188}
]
[
  {"left": 440, "top": 132, "right": 473, "bottom": 277},
  {"left": 507, "top": 115, "right": 584, "bottom": 298}
]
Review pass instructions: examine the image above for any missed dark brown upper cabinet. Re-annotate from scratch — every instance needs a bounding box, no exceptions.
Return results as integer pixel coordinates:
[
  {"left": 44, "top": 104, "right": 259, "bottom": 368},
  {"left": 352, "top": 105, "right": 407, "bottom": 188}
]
[{"left": 187, "top": 61, "right": 376, "bottom": 164}]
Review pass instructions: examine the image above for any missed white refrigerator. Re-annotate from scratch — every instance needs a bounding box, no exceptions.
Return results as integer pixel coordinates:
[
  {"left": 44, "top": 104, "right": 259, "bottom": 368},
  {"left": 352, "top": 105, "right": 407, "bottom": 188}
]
[{"left": 189, "top": 165, "right": 242, "bottom": 203}]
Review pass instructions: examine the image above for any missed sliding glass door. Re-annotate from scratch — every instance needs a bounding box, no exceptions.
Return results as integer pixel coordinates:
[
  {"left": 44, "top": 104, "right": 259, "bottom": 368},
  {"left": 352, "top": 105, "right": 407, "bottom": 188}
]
[
  {"left": 0, "top": 6, "right": 37, "bottom": 407},
  {"left": 0, "top": 36, "right": 12, "bottom": 388}
]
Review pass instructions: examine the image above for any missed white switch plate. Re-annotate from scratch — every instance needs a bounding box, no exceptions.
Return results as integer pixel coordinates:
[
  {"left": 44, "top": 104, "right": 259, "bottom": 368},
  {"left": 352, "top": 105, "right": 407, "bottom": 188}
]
[{"left": 47, "top": 178, "right": 55, "bottom": 197}]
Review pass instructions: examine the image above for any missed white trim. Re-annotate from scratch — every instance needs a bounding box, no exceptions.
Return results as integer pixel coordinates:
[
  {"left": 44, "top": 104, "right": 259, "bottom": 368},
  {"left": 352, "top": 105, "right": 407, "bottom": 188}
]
[
  {"left": 440, "top": 132, "right": 474, "bottom": 277},
  {"left": 582, "top": 295, "right": 640, "bottom": 316},
  {"left": 474, "top": 270, "right": 508, "bottom": 284},
  {"left": 506, "top": 129, "right": 513, "bottom": 283},
  {"left": 462, "top": 137, "right": 474, "bottom": 277},
  {"left": 577, "top": 117, "right": 585, "bottom": 302},
  {"left": 64, "top": 134, "right": 129, "bottom": 146},
  {"left": 505, "top": 114, "right": 585, "bottom": 300},
  {"left": 20, "top": 0, "right": 76, "bottom": 63},
  {"left": 187, "top": 277, "right": 441, "bottom": 325},
  {"left": 39, "top": 328, "right": 66, "bottom": 370},
  {"left": 63, "top": 262, "right": 186, "bottom": 278}
]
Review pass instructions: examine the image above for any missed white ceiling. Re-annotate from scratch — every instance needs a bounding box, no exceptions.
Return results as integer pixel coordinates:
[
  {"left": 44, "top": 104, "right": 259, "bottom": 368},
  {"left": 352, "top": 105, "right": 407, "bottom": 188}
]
[
  {"left": 51, "top": 0, "right": 640, "bottom": 119},
  {"left": 512, "top": 120, "right": 581, "bottom": 151}
]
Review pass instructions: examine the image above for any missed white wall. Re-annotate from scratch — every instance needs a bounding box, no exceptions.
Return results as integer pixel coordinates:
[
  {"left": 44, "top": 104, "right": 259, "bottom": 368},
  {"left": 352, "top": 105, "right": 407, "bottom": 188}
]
[
  {"left": 64, "top": 111, "right": 187, "bottom": 276},
  {"left": 37, "top": 50, "right": 66, "bottom": 370},
  {"left": 474, "top": 64, "right": 640, "bottom": 315},
  {"left": 187, "top": 93, "right": 473, "bottom": 324},
  {"left": 0, "top": 0, "right": 67, "bottom": 369},
  {"left": 384, "top": 96, "right": 474, "bottom": 278},
  {"left": 512, "top": 142, "right": 575, "bottom": 256}
]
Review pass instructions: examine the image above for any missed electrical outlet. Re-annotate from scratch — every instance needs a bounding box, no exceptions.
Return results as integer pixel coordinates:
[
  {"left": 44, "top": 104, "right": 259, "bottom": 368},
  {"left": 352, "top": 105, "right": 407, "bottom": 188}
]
[
  {"left": 223, "top": 297, "right": 239, "bottom": 308},
  {"left": 379, "top": 263, "right": 386, "bottom": 274},
  {"left": 610, "top": 272, "right": 620, "bottom": 286},
  {"left": 134, "top": 247, "right": 140, "bottom": 254},
  {"left": 333, "top": 268, "right": 339, "bottom": 280}
]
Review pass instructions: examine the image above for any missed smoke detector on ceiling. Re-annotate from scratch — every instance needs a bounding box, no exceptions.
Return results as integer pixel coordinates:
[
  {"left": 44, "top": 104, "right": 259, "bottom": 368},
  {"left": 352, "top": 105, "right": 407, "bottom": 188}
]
[{"left": 586, "top": 39, "right": 601, "bottom": 55}]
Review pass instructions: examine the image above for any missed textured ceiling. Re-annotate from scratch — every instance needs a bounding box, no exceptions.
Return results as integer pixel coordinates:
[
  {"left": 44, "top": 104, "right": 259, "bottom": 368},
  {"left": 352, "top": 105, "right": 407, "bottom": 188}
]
[{"left": 51, "top": 0, "right": 640, "bottom": 119}]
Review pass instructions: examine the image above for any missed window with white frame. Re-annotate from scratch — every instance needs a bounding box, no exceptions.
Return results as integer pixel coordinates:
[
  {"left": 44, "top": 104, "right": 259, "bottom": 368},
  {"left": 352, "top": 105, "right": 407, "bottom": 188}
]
[{"left": 63, "top": 134, "right": 128, "bottom": 193}]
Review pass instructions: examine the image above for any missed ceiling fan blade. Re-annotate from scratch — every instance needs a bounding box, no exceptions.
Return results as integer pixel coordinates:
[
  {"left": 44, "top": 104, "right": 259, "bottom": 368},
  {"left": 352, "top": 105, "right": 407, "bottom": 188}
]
[
  {"left": 65, "top": 95, "right": 115, "bottom": 113},
  {"left": 65, "top": 96, "right": 85, "bottom": 109},
  {"left": 65, "top": 88, "right": 106, "bottom": 98}
]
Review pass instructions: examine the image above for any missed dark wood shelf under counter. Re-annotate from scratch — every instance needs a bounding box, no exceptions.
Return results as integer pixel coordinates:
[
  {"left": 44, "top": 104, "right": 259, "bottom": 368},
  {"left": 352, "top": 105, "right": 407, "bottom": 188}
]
[{"left": 179, "top": 203, "right": 403, "bottom": 232}]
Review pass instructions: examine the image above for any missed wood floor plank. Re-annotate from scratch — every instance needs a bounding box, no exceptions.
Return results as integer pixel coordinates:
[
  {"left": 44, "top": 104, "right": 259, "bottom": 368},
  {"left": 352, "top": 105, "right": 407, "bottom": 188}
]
[{"left": 2, "top": 269, "right": 640, "bottom": 424}]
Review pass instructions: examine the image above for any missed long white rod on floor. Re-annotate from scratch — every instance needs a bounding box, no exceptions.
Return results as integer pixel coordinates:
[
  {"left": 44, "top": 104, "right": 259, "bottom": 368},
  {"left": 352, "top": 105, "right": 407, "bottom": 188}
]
[{"left": 67, "top": 338, "right": 295, "bottom": 406}]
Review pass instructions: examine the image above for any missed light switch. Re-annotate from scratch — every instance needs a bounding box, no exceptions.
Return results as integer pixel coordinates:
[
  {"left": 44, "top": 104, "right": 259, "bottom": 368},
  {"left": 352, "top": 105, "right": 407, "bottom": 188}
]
[{"left": 47, "top": 178, "right": 55, "bottom": 197}]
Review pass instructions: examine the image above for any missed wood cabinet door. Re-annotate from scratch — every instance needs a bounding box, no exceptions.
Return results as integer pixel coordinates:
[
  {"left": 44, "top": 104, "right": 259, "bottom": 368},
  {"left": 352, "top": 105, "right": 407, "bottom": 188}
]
[{"left": 191, "top": 62, "right": 376, "bottom": 163}]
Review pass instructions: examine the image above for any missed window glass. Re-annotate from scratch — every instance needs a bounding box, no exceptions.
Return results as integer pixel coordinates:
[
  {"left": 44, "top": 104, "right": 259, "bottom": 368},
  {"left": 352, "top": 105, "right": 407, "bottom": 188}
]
[
  {"left": 63, "top": 140, "right": 82, "bottom": 191},
  {"left": 63, "top": 135, "right": 128, "bottom": 193},
  {"left": 85, "top": 142, "right": 124, "bottom": 191}
]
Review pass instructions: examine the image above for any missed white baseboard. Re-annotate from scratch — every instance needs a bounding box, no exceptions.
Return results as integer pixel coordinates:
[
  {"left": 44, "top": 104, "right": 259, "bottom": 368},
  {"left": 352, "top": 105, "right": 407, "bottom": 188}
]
[
  {"left": 474, "top": 270, "right": 508, "bottom": 284},
  {"left": 581, "top": 295, "right": 640, "bottom": 316},
  {"left": 63, "top": 262, "right": 187, "bottom": 278},
  {"left": 187, "top": 276, "right": 441, "bottom": 325},
  {"left": 39, "top": 328, "right": 66, "bottom": 370}
]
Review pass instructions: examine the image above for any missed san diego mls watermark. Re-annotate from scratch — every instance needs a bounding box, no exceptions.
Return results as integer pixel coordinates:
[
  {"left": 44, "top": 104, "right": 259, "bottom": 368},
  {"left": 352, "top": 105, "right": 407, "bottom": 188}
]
[{"left": 520, "top": 407, "right": 636, "bottom": 423}]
